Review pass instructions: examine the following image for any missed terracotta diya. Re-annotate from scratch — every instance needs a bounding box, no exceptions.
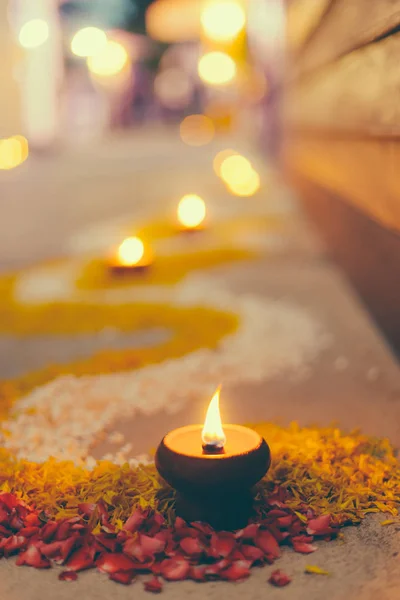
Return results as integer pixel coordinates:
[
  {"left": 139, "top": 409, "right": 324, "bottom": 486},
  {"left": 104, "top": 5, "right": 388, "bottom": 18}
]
[
  {"left": 108, "top": 236, "right": 153, "bottom": 275},
  {"left": 155, "top": 388, "right": 271, "bottom": 529}
]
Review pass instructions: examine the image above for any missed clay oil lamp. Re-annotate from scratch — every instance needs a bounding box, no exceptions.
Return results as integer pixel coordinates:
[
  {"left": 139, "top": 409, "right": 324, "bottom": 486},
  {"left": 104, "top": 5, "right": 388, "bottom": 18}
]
[
  {"left": 155, "top": 388, "right": 271, "bottom": 530},
  {"left": 108, "top": 236, "right": 153, "bottom": 275},
  {"left": 176, "top": 194, "right": 207, "bottom": 233}
]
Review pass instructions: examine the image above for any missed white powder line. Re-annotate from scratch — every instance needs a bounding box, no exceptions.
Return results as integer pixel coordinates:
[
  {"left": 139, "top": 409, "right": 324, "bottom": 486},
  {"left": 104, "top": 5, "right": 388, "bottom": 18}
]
[{"left": 1, "top": 287, "right": 331, "bottom": 466}]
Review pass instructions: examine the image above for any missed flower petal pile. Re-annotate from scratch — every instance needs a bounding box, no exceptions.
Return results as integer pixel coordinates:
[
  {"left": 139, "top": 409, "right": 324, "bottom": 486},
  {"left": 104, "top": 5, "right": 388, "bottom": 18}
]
[{"left": 0, "top": 491, "right": 339, "bottom": 590}]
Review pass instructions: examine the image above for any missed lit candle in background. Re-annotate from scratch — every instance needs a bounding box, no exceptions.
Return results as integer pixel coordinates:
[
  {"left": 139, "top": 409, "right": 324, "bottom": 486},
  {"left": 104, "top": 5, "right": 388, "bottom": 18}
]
[
  {"left": 109, "top": 236, "right": 153, "bottom": 274},
  {"left": 177, "top": 194, "right": 207, "bottom": 232},
  {"left": 155, "top": 387, "right": 271, "bottom": 529}
]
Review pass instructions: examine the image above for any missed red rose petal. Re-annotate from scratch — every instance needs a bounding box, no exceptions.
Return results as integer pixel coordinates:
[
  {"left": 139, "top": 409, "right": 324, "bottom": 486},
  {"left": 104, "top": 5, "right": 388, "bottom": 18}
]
[
  {"left": 124, "top": 536, "right": 145, "bottom": 561},
  {"left": 59, "top": 571, "right": 78, "bottom": 582},
  {"left": 95, "top": 533, "right": 119, "bottom": 553},
  {"left": 221, "top": 560, "right": 251, "bottom": 582},
  {"left": 3, "top": 535, "right": 27, "bottom": 556},
  {"left": 235, "top": 523, "right": 259, "bottom": 540},
  {"left": 40, "top": 521, "right": 58, "bottom": 543},
  {"left": 240, "top": 544, "right": 265, "bottom": 563},
  {"left": 306, "top": 515, "right": 331, "bottom": 535},
  {"left": 124, "top": 510, "right": 146, "bottom": 533},
  {"left": 0, "top": 493, "right": 18, "bottom": 510},
  {"left": 97, "top": 552, "right": 136, "bottom": 574},
  {"left": 269, "top": 569, "right": 291, "bottom": 587},
  {"left": 267, "top": 509, "right": 289, "bottom": 518},
  {"left": 205, "top": 558, "right": 230, "bottom": 576},
  {"left": 141, "top": 534, "right": 166, "bottom": 557},
  {"left": 255, "top": 530, "right": 280, "bottom": 559},
  {"left": 149, "top": 513, "right": 165, "bottom": 533},
  {"left": 59, "top": 535, "right": 80, "bottom": 562},
  {"left": 230, "top": 549, "right": 245, "bottom": 561},
  {"left": 277, "top": 516, "right": 292, "bottom": 528},
  {"left": 109, "top": 570, "right": 135, "bottom": 585},
  {"left": 160, "top": 558, "right": 190, "bottom": 581},
  {"left": 180, "top": 537, "right": 203, "bottom": 557},
  {"left": 210, "top": 532, "right": 236, "bottom": 558},
  {"left": 189, "top": 565, "right": 207, "bottom": 581},
  {"left": 55, "top": 521, "right": 72, "bottom": 542},
  {"left": 307, "top": 515, "right": 336, "bottom": 537},
  {"left": 292, "top": 542, "right": 317, "bottom": 554},
  {"left": 144, "top": 576, "right": 163, "bottom": 593},
  {"left": 0, "top": 508, "right": 9, "bottom": 524},
  {"left": 191, "top": 522, "right": 214, "bottom": 535},
  {"left": 97, "top": 501, "right": 108, "bottom": 519},
  {"left": 41, "top": 541, "right": 62, "bottom": 559},
  {"left": 16, "top": 545, "right": 50, "bottom": 568},
  {"left": 78, "top": 503, "right": 96, "bottom": 518},
  {"left": 267, "top": 523, "right": 289, "bottom": 544},
  {"left": 24, "top": 514, "right": 41, "bottom": 527},
  {"left": 174, "top": 517, "right": 186, "bottom": 530},
  {"left": 291, "top": 535, "right": 314, "bottom": 544},
  {"left": 66, "top": 546, "right": 95, "bottom": 571},
  {"left": 0, "top": 524, "right": 11, "bottom": 535},
  {"left": 18, "top": 527, "right": 39, "bottom": 538}
]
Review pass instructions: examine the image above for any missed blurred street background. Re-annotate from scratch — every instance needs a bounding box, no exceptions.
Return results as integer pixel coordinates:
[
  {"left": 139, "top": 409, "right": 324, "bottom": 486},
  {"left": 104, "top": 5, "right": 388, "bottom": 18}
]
[
  {"left": 0, "top": 0, "right": 282, "bottom": 261},
  {"left": 0, "top": 0, "right": 399, "bottom": 357}
]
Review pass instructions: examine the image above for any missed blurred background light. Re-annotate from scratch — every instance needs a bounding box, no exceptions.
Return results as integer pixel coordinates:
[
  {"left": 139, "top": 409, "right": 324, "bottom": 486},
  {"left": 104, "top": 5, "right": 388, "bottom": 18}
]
[
  {"left": 201, "top": 0, "right": 246, "bottom": 42},
  {"left": 177, "top": 194, "right": 206, "bottom": 228},
  {"left": 213, "top": 148, "right": 238, "bottom": 176},
  {"left": 226, "top": 168, "right": 260, "bottom": 197},
  {"left": 117, "top": 236, "right": 145, "bottom": 266},
  {"left": 146, "top": 0, "right": 203, "bottom": 43},
  {"left": 87, "top": 39, "right": 129, "bottom": 77},
  {"left": 154, "top": 67, "right": 193, "bottom": 109},
  {"left": 198, "top": 51, "right": 236, "bottom": 86},
  {"left": 18, "top": 18, "right": 49, "bottom": 49},
  {"left": 219, "top": 153, "right": 253, "bottom": 185},
  {"left": 71, "top": 27, "right": 108, "bottom": 58},
  {"left": 179, "top": 114, "right": 215, "bottom": 146},
  {"left": 0, "top": 135, "right": 29, "bottom": 170}
]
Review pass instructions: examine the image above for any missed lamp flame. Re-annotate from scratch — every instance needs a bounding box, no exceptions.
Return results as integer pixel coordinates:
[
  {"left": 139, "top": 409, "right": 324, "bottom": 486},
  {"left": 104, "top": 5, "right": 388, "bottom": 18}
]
[
  {"left": 117, "top": 236, "right": 145, "bottom": 266},
  {"left": 202, "top": 387, "right": 226, "bottom": 449}
]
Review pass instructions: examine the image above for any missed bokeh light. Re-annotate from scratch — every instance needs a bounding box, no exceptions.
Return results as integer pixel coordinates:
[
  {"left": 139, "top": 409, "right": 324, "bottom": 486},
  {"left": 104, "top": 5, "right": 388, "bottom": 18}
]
[
  {"left": 87, "top": 40, "right": 129, "bottom": 77},
  {"left": 218, "top": 153, "right": 261, "bottom": 196},
  {"left": 219, "top": 154, "right": 253, "bottom": 186},
  {"left": 71, "top": 27, "right": 108, "bottom": 58},
  {"left": 226, "top": 168, "right": 260, "bottom": 197},
  {"left": 154, "top": 68, "right": 193, "bottom": 109},
  {"left": 0, "top": 136, "right": 29, "bottom": 171},
  {"left": 177, "top": 194, "right": 207, "bottom": 229},
  {"left": 198, "top": 52, "right": 236, "bottom": 86},
  {"left": 201, "top": 0, "right": 246, "bottom": 42},
  {"left": 179, "top": 115, "right": 215, "bottom": 146},
  {"left": 213, "top": 149, "right": 238, "bottom": 176},
  {"left": 18, "top": 19, "right": 49, "bottom": 49},
  {"left": 117, "top": 237, "right": 145, "bottom": 266}
]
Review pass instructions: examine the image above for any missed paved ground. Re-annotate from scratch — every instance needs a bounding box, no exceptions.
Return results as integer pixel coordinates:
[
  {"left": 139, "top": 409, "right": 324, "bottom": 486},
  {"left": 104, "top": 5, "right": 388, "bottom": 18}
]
[{"left": 0, "top": 129, "right": 399, "bottom": 599}]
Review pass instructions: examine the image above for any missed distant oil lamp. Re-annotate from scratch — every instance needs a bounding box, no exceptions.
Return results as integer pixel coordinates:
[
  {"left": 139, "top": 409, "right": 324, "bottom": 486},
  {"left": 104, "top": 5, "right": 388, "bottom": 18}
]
[
  {"left": 177, "top": 194, "right": 207, "bottom": 232},
  {"left": 109, "top": 236, "right": 153, "bottom": 274},
  {"left": 155, "top": 388, "right": 271, "bottom": 529}
]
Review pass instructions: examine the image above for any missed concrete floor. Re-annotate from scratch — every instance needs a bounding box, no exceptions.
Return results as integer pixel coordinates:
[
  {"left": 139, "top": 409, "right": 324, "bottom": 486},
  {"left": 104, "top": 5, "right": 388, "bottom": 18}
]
[{"left": 0, "top": 130, "right": 399, "bottom": 599}]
